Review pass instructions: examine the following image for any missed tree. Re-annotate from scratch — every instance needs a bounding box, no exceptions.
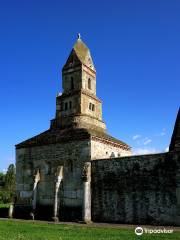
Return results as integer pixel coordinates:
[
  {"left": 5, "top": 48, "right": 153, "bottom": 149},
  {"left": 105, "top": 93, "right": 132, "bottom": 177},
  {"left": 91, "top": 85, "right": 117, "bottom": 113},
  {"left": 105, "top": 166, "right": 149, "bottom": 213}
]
[
  {"left": 0, "top": 172, "right": 5, "bottom": 182},
  {"left": 5, "top": 164, "right": 16, "bottom": 192},
  {"left": 0, "top": 172, "right": 5, "bottom": 187}
]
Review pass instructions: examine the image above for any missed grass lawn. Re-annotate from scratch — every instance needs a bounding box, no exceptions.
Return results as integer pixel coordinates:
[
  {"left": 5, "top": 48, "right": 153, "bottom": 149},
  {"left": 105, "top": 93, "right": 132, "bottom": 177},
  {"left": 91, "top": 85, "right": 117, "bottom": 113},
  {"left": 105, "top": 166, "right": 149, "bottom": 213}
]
[{"left": 0, "top": 219, "right": 180, "bottom": 240}]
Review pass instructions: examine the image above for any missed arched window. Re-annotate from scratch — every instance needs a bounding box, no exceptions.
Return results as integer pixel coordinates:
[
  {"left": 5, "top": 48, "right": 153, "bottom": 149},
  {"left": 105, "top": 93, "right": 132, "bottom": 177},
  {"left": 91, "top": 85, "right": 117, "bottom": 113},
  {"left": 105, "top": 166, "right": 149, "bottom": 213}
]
[
  {"left": 92, "top": 104, "right": 95, "bottom": 111},
  {"left": 71, "top": 77, "right": 74, "bottom": 90},
  {"left": 110, "top": 152, "right": 115, "bottom": 158},
  {"left": 88, "top": 78, "right": 91, "bottom": 90},
  {"left": 89, "top": 103, "right": 95, "bottom": 111},
  {"left": 89, "top": 103, "right": 92, "bottom": 110}
]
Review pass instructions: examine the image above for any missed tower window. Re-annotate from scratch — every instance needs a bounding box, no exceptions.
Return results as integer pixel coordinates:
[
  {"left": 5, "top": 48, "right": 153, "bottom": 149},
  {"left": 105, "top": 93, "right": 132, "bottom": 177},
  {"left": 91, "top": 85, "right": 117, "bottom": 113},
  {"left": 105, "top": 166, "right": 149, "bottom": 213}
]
[
  {"left": 69, "top": 101, "right": 72, "bottom": 109},
  {"left": 92, "top": 104, "right": 95, "bottom": 111},
  {"left": 71, "top": 77, "right": 74, "bottom": 90},
  {"left": 65, "top": 102, "right": 68, "bottom": 111},
  {"left": 89, "top": 103, "right": 95, "bottom": 111},
  {"left": 88, "top": 78, "right": 91, "bottom": 90}
]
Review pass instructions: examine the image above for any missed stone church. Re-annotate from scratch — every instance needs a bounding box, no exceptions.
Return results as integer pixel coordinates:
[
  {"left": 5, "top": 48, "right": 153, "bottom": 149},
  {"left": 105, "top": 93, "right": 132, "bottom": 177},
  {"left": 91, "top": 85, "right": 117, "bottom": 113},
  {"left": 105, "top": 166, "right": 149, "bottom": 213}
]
[{"left": 15, "top": 35, "right": 180, "bottom": 225}]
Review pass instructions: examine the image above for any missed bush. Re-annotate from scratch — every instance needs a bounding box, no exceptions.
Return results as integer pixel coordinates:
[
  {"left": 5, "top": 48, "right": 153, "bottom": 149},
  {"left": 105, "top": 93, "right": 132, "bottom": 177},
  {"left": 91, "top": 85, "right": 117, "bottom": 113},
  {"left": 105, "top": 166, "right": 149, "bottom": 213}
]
[{"left": 0, "top": 190, "right": 14, "bottom": 204}]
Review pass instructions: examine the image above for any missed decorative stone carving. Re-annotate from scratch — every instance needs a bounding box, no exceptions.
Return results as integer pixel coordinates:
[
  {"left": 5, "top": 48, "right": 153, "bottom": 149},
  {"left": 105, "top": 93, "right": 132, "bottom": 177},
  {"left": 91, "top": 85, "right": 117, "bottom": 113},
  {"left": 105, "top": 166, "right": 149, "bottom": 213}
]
[{"left": 82, "top": 162, "right": 91, "bottom": 182}]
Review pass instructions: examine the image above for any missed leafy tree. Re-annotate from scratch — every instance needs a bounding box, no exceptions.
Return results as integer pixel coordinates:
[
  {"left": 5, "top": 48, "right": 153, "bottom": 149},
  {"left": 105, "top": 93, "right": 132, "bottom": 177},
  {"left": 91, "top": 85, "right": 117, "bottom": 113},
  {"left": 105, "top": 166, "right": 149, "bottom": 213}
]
[
  {"left": 0, "top": 172, "right": 5, "bottom": 182},
  {"left": 5, "top": 164, "right": 16, "bottom": 192}
]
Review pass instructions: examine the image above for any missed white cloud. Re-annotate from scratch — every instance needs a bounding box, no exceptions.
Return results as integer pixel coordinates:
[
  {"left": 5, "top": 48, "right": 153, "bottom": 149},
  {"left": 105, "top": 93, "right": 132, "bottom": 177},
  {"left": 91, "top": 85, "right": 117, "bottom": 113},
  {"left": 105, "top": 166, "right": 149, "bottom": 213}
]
[
  {"left": 160, "top": 132, "right": 166, "bottom": 136},
  {"left": 133, "top": 148, "right": 159, "bottom": 155},
  {"left": 143, "top": 139, "right": 152, "bottom": 145},
  {"left": 132, "top": 135, "right": 141, "bottom": 140},
  {"left": 165, "top": 146, "right": 169, "bottom": 152},
  {"left": 156, "top": 128, "right": 166, "bottom": 137}
]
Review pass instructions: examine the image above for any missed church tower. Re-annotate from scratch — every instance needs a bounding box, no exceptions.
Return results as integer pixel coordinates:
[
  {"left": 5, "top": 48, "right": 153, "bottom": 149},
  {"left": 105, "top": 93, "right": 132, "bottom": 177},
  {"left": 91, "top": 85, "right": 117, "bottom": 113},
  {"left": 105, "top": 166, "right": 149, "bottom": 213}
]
[
  {"left": 15, "top": 35, "right": 131, "bottom": 221},
  {"left": 51, "top": 34, "right": 106, "bottom": 132}
]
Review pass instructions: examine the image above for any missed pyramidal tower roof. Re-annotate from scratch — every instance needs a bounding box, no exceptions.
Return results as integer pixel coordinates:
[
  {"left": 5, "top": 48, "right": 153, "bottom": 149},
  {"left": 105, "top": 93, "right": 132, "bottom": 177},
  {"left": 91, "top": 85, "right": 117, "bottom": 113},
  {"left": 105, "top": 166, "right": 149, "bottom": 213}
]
[
  {"left": 169, "top": 107, "right": 180, "bottom": 151},
  {"left": 63, "top": 33, "right": 95, "bottom": 71}
]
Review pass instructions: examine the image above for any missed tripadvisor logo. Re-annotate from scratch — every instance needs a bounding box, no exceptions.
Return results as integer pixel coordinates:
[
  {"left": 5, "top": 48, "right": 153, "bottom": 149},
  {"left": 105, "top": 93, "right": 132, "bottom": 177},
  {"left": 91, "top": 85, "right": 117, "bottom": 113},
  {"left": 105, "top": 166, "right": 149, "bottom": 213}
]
[
  {"left": 135, "top": 227, "right": 143, "bottom": 235},
  {"left": 135, "top": 226, "right": 174, "bottom": 235}
]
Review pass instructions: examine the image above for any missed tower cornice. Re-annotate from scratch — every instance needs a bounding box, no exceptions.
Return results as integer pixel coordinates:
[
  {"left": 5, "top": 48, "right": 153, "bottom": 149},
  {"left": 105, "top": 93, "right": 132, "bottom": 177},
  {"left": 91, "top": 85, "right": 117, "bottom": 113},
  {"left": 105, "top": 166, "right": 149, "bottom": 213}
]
[{"left": 57, "top": 89, "right": 102, "bottom": 103}]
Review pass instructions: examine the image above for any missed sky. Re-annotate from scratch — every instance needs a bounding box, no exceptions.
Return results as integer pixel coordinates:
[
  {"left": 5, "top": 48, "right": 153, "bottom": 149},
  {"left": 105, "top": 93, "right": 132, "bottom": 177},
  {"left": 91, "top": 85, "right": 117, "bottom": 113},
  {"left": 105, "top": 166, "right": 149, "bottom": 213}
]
[{"left": 0, "top": 0, "right": 179, "bottom": 172}]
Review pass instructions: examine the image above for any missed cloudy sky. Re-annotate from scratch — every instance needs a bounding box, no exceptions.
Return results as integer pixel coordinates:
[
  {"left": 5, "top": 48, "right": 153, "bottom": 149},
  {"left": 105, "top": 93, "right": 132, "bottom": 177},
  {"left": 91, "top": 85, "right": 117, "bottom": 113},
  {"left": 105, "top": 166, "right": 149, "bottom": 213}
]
[{"left": 0, "top": 0, "right": 179, "bottom": 171}]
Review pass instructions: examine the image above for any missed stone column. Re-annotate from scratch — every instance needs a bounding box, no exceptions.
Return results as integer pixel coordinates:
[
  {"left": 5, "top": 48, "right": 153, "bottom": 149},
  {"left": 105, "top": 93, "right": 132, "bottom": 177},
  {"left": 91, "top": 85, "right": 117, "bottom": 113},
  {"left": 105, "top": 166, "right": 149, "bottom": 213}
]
[
  {"left": 8, "top": 204, "right": 14, "bottom": 218},
  {"left": 53, "top": 166, "right": 63, "bottom": 222},
  {"left": 31, "top": 169, "right": 40, "bottom": 218},
  {"left": 82, "top": 162, "right": 92, "bottom": 223}
]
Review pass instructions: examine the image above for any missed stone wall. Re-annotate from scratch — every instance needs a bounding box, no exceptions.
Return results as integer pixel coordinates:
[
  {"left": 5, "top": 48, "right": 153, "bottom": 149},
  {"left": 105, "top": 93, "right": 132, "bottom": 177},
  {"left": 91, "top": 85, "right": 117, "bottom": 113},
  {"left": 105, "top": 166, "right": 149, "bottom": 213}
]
[
  {"left": 91, "top": 139, "right": 131, "bottom": 159},
  {"left": 91, "top": 151, "right": 180, "bottom": 225},
  {"left": 16, "top": 139, "right": 90, "bottom": 220}
]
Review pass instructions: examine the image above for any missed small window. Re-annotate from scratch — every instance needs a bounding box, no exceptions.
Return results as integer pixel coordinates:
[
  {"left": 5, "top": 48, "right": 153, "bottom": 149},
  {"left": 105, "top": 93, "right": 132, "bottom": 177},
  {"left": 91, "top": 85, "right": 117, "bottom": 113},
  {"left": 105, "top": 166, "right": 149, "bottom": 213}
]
[
  {"left": 89, "top": 103, "right": 92, "bottom": 110},
  {"left": 118, "top": 153, "right": 121, "bottom": 157},
  {"left": 89, "top": 103, "right": 95, "bottom": 111},
  {"left": 69, "top": 101, "right": 72, "bottom": 109},
  {"left": 88, "top": 78, "right": 91, "bottom": 90},
  {"left": 71, "top": 77, "right": 74, "bottom": 90},
  {"left": 65, "top": 102, "right": 68, "bottom": 111},
  {"left": 92, "top": 104, "right": 95, "bottom": 111},
  {"left": 61, "top": 102, "right": 64, "bottom": 111}
]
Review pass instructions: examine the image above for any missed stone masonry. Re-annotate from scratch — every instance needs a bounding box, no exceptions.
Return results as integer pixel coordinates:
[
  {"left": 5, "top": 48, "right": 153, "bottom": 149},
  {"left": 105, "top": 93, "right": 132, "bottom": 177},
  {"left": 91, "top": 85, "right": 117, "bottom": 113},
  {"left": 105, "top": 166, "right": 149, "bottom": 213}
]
[{"left": 91, "top": 151, "right": 180, "bottom": 225}]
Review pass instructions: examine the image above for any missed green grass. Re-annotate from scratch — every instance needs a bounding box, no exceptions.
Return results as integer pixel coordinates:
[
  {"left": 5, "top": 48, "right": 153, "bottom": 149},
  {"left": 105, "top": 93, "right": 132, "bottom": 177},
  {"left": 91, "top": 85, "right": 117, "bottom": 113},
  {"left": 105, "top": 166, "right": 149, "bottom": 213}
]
[
  {"left": 0, "top": 203, "right": 10, "bottom": 208},
  {"left": 0, "top": 220, "right": 179, "bottom": 240}
]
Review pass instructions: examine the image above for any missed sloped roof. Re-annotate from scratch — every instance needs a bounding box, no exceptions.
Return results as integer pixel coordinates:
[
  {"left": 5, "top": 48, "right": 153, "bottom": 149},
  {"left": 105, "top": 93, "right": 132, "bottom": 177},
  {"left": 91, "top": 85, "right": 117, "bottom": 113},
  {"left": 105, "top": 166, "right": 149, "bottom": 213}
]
[
  {"left": 63, "top": 38, "right": 95, "bottom": 71},
  {"left": 16, "top": 128, "right": 130, "bottom": 150},
  {"left": 169, "top": 107, "right": 180, "bottom": 151}
]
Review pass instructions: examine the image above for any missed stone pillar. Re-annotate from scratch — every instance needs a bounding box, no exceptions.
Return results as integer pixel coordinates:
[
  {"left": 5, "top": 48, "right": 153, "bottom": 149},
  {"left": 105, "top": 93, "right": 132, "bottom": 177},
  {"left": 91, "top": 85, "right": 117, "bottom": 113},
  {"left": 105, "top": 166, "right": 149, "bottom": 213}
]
[
  {"left": 82, "top": 162, "right": 92, "bottom": 223},
  {"left": 53, "top": 166, "right": 63, "bottom": 222},
  {"left": 8, "top": 204, "right": 14, "bottom": 218},
  {"left": 31, "top": 169, "right": 40, "bottom": 218}
]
